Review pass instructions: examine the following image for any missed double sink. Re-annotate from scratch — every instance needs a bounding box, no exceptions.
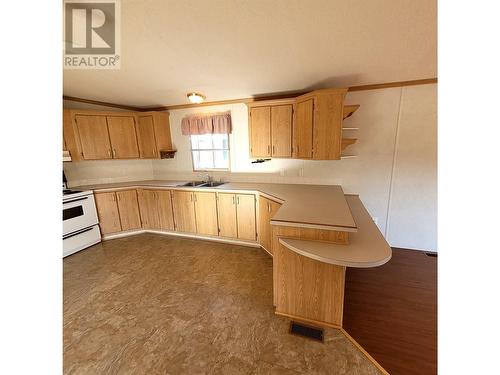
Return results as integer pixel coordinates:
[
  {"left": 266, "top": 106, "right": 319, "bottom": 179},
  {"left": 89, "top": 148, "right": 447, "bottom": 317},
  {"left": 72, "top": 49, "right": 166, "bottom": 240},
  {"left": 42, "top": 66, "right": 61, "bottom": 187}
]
[{"left": 176, "top": 181, "right": 226, "bottom": 188}]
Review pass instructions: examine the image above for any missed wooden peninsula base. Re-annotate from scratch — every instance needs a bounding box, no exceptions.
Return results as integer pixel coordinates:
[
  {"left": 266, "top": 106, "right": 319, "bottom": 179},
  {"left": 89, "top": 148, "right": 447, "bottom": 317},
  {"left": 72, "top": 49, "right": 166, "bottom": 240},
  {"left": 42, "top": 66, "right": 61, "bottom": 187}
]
[{"left": 271, "top": 195, "right": 392, "bottom": 329}]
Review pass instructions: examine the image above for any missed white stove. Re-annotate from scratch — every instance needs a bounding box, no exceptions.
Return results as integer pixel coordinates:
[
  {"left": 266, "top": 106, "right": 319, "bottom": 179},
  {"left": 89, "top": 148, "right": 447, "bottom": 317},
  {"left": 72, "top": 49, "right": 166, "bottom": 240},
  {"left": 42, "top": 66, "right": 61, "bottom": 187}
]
[{"left": 63, "top": 189, "right": 101, "bottom": 257}]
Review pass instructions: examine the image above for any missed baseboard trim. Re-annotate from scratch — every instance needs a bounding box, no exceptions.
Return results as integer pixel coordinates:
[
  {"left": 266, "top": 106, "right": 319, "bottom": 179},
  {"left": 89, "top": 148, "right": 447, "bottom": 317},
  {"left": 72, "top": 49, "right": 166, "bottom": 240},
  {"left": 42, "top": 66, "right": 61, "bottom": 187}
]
[{"left": 102, "top": 229, "right": 260, "bottom": 248}]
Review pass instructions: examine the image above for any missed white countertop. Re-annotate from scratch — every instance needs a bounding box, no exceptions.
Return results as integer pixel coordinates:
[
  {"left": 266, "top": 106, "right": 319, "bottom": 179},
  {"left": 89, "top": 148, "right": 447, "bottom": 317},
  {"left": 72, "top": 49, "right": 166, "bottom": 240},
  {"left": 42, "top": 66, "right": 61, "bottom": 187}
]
[
  {"left": 73, "top": 180, "right": 358, "bottom": 232},
  {"left": 278, "top": 195, "right": 391, "bottom": 268}
]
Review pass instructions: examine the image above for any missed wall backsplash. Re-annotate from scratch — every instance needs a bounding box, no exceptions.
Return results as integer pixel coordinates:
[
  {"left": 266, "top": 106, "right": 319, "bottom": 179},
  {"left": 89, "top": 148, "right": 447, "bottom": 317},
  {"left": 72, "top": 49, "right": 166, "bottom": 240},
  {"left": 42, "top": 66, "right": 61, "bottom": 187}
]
[{"left": 63, "top": 84, "right": 437, "bottom": 251}]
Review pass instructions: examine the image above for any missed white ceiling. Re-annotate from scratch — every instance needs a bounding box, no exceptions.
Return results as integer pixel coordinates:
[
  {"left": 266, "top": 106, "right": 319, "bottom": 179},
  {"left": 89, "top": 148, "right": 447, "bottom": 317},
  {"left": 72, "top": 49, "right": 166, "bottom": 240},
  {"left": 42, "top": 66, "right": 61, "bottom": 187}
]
[{"left": 63, "top": 0, "right": 436, "bottom": 107}]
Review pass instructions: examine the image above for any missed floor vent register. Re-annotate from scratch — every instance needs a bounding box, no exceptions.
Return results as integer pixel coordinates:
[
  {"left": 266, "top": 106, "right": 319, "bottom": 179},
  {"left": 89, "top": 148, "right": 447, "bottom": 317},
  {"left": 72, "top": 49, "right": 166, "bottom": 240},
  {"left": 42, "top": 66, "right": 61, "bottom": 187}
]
[{"left": 289, "top": 321, "right": 324, "bottom": 342}]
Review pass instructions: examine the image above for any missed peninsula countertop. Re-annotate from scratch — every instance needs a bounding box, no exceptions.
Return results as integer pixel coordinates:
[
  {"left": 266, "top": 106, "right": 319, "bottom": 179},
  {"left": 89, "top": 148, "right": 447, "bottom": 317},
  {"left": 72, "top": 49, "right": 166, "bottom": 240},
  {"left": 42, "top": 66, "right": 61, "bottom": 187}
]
[{"left": 72, "top": 180, "right": 358, "bottom": 232}]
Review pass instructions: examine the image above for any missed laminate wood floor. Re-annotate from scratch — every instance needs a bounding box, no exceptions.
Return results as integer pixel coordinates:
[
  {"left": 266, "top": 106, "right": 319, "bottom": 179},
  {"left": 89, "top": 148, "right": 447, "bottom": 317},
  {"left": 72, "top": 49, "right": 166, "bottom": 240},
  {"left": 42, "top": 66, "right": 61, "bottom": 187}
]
[
  {"left": 64, "top": 233, "right": 383, "bottom": 375},
  {"left": 344, "top": 248, "right": 437, "bottom": 375}
]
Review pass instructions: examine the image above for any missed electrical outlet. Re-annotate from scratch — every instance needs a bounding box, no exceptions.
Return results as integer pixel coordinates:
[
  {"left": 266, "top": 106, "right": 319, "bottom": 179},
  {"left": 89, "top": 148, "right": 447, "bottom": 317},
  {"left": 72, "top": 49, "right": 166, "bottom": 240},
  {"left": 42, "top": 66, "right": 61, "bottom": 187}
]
[{"left": 299, "top": 168, "right": 304, "bottom": 177}]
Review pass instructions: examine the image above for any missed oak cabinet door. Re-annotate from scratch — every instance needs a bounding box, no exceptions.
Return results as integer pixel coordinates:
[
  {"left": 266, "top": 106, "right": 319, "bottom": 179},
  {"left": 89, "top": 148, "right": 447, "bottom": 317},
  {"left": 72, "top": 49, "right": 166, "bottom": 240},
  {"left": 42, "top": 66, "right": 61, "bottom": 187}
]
[
  {"left": 153, "top": 112, "right": 173, "bottom": 151},
  {"left": 75, "top": 115, "right": 112, "bottom": 160},
  {"left": 94, "top": 192, "right": 122, "bottom": 234},
  {"left": 258, "top": 197, "right": 282, "bottom": 254},
  {"left": 249, "top": 106, "right": 271, "bottom": 157},
  {"left": 217, "top": 193, "right": 238, "bottom": 239},
  {"left": 106, "top": 116, "right": 140, "bottom": 159},
  {"left": 172, "top": 191, "right": 197, "bottom": 233},
  {"left": 271, "top": 105, "right": 292, "bottom": 157},
  {"left": 156, "top": 190, "right": 174, "bottom": 231},
  {"left": 236, "top": 194, "right": 256, "bottom": 241},
  {"left": 194, "top": 192, "right": 218, "bottom": 236},
  {"left": 136, "top": 115, "right": 157, "bottom": 158},
  {"left": 138, "top": 189, "right": 160, "bottom": 229},
  {"left": 293, "top": 99, "right": 314, "bottom": 158},
  {"left": 116, "top": 190, "right": 141, "bottom": 231},
  {"left": 312, "top": 93, "right": 344, "bottom": 160}
]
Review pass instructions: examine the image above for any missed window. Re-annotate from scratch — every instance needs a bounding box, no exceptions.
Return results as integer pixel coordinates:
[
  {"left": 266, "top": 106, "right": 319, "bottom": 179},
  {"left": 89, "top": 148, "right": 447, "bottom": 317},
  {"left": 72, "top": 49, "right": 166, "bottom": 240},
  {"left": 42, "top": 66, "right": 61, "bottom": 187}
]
[{"left": 191, "top": 133, "right": 230, "bottom": 171}]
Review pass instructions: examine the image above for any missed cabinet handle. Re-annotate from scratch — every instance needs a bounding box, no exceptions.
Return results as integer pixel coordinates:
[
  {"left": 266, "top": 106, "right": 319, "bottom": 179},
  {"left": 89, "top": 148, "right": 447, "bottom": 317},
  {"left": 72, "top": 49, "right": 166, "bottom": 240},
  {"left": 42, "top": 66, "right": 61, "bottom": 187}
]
[
  {"left": 272, "top": 145, "right": 275, "bottom": 154},
  {"left": 267, "top": 145, "right": 271, "bottom": 154},
  {"left": 232, "top": 196, "right": 235, "bottom": 205},
  {"left": 107, "top": 149, "right": 111, "bottom": 157},
  {"left": 194, "top": 194, "right": 197, "bottom": 202},
  {"left": 237, "top": 196, "right": 240, "bottom": 205},
  {"left": 112, "top": 149, "right": 117, "bottom": 157},
  {"left": 117, "top": 194, "right": 121, "bottom": 201},
  {"left": 190, "top": 193, "right": 193, "bottom": 202},
  {"left": 268, "top": 202, "right": 271, "bottom": 213}
]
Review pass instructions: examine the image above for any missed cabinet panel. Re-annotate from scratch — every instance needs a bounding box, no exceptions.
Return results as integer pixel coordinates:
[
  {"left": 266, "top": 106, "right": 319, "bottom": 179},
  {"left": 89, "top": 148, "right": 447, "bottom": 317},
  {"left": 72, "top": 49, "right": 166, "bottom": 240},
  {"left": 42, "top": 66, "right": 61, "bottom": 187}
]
[
  {"left": 194, "top": 192, "right": 218, "bottom": 236},
  {"left": 157, "top": 190, "right": 174, "bottom": 231},
  {"left": 294, "top": 99, "right": 314, "bottom": 158},
  {"left": 106, "top": 116, "right": 140, "bottom": 159},
  {"left": 312, "top": 92, "right": 345, "bottom": 160},
  {"left": 153, "top": 112, "right": 173, "bottom": 151},
  {"left": 236, "top": 194, "right": 256, "bottom": 241},
  {"left": 217, "top": 193, "right": 238, "bottom": 238},
  {"left": 258, "top": 196, "right": 282, "bottom": 254},
  {"left": 271, "top": 105, "right": 292, "bottom": 157},
  {"left": 172, "top": 191, "right": 197, "bottom": 233},
  {"left": 94, "top": 192, "right": 121, "bottom": 234},
  {"left": 116, "top": 190, "right": 141, "bottom": 231},
  {"left": 138, "top": 189, "right": 160, "bottom": 229},
  {"left": 136, "top": 115, "right": 157, "bottom": 158},
  {"left": 249, "top": 106, "right": 271, "bottom": 157},
  {"left": 75, "top": 115, "right": 112, "bottom": 160}
]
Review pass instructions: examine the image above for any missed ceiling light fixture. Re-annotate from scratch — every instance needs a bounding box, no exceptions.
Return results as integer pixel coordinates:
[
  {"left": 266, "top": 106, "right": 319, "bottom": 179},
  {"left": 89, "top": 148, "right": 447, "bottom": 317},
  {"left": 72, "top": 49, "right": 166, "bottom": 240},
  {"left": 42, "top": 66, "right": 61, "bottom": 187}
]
[{"left": 187, "top": 92, "right": 206, "bottom": 104}]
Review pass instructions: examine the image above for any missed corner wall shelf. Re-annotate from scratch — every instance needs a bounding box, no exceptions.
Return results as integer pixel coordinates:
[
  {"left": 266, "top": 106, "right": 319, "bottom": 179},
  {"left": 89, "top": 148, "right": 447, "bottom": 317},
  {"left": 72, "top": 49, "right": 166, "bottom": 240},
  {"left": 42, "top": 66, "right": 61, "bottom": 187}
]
[
  {"left": 343, "top": 105, "right": 360, "bottom": 120},
  {"left": 342, "top": 127, "right": 359, "bottom": 131}
]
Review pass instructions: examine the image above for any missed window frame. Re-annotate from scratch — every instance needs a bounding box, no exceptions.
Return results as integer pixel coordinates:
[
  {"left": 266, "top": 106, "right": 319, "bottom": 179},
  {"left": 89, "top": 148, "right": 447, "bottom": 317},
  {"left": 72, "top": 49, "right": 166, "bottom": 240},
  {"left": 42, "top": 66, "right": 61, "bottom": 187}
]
[{"left": 190, "top": 133, "right": 231, "bottom": 172}]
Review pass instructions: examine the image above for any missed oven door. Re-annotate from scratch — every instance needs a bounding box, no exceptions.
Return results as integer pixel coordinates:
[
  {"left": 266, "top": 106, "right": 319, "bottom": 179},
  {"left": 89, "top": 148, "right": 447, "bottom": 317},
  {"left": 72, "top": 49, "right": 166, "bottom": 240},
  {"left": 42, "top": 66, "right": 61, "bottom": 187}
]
[{"left": 63, "top": 194, "right": 99, "bottom": 236}]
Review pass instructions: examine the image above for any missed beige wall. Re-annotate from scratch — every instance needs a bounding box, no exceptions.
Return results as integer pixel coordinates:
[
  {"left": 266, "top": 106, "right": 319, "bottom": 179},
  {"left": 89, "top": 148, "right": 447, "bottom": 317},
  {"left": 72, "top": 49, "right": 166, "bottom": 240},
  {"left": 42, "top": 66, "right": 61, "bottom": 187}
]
[{"left": 63, "top": 84, "right": 437, "bottom": 251}]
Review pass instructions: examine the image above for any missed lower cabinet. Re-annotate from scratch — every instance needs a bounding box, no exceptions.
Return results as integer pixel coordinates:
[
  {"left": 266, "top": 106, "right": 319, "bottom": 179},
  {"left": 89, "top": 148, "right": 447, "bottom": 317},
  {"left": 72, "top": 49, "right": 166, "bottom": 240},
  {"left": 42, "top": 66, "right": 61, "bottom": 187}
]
[
  {"left": 95, "top": 188, "right": 257, "bottom": 242},
  {"left": 258, "top": 196, "right": 282, "bottom": 254},
  {"left": 171, "top": 190, "right": 197, "bottom": 233},
  {"left": 194, "top": 191, "right": 218, "bottom": 236},
  {"left": 95, "top": 192, "right": 122, "bottom": 235},
  {"left": 138, "top": 189, "right": 161, "bottom": 229},
  {"left": 217, "top": 193, "right": 238, "bottom": 238},
  {"left": 236, "top": 194, "right": 257, "bottom": 241},
  {"left": 217, "top": 193, "right": 257, "bottom": 241},
  {"left": 116, "top": 190, "right": 142, "bottom": 231}
]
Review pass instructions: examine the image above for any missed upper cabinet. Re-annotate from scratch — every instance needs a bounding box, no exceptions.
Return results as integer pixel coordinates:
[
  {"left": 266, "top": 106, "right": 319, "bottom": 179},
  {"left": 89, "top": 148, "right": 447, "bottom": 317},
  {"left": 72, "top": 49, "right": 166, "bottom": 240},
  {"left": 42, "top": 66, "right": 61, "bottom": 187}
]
[
  {"left": 248, "top": 88, "right": 359, "bottom": 160},
  {"left": 248, "top": 100, "right": 294, "bottom": 158},
  {"left": 63, "top": 109, "right": 173, "bottom": 162},
  {"left": 136, "top": 112, "right": 173, "bottom": 159}
]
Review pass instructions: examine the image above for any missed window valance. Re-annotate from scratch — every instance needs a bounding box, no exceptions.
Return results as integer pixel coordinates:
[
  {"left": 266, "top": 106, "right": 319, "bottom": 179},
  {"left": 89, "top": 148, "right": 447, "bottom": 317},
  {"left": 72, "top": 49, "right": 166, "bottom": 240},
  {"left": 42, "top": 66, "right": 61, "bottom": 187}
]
[{"left": 181, "top": 111, "right": 232, "bottom": 135}]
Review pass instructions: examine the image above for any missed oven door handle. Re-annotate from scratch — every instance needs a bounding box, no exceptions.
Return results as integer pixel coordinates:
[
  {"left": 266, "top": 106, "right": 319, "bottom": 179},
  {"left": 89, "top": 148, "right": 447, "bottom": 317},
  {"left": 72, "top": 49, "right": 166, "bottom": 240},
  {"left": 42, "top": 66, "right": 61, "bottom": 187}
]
[
  {"left": 63, "top": 196, "right": 89, "bottom": 205},
  {"left": 63, "top": 225, "right": 95, "bottom": 240}
]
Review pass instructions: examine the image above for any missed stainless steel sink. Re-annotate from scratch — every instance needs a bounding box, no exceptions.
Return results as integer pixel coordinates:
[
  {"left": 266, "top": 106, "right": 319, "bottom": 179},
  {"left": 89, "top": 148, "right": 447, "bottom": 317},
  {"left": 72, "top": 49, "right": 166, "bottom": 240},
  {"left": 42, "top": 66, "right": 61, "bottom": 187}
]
[
  {"left": 198, "top": 181, "right": 226, "bottom": 188},
  {"left": 177, "top": 181, "right": 206, "bottom": 187}
]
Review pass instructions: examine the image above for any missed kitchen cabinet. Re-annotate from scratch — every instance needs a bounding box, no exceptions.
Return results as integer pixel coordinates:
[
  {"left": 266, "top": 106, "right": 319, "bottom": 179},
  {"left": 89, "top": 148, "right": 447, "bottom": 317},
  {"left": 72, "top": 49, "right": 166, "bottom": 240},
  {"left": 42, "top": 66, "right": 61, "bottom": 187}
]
[
  {"left": 94, "top": 192, "right": 122, "bottom": 234},
  {"left": 106, "top": 116, "right": 140, "bottom": 158},
  {"left": 217, "top": 193, "right": 238, "bottom": 238},
  {"left": 138, "top": 189, "right": 161, "bottom": 229},
  {"left": 156, "top": 190, "right": 174, "bottom": 230},
  {"left": 271, "top": 105, "right": 292, "bottom": 157},
  {"left": 236, "top": 194, "right": 257, "bottom": 241},
  {"left": 216, "top": 193, "right": 256, "bottom": 241},
  {"left": 75, "top": 115, "right": 112, "bottom": 160},
  {"left": 294, "top": 98, "right": 314, "bottom": 158},
  {"left": 293, "top": 88, "right": 352, "bottom": 160},
  {"left": 172, "top": 190, "right": 197, "bottom": 233},
  {"left": 248, "top": 88, "right": 359, "bottom": 160},
  {"left": 249, "top": 106, "right": 271, "bottom": 157},
  {"left": 194, "top": 191, "right": 218, "bottom": 236},
  {"left": 115, "top": 190, "right": 142, "bottom": 231},
  {"left": 136, "top": 112, "right": 173, "bottom": 159},
  {"left": 65, "top": 109, "right": 173, "bottom": 161},
  {"left": 258, "top": 196, "right": 282, "bottom": 254},
  {"left": 248, "top": 102, "right": 293, "bottom": 158}
]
